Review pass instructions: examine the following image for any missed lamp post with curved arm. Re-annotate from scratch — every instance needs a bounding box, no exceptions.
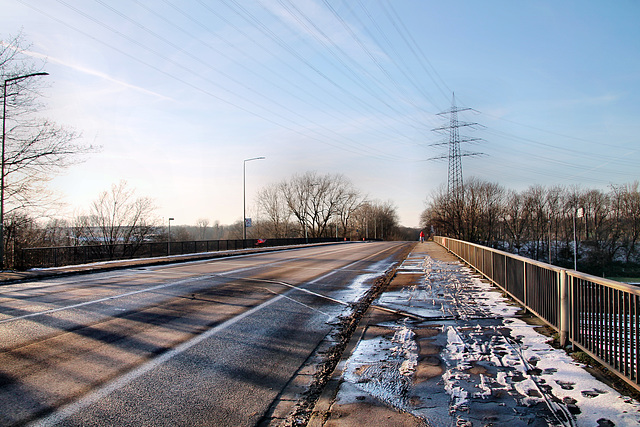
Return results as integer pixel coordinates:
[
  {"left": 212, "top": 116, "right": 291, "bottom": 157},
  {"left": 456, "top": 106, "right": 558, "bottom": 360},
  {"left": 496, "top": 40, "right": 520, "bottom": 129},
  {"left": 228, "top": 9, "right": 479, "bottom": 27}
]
[{"left": 1, "top": 72, "right": 49, "bottom": 269}]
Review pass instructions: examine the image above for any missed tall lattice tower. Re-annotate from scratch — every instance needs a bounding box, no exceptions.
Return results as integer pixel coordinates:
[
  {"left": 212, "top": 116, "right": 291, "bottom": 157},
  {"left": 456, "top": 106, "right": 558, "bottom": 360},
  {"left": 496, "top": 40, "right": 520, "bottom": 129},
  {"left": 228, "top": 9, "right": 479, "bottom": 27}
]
[{"left": 431, "top": 93, "right": 482, "bottom": 199}]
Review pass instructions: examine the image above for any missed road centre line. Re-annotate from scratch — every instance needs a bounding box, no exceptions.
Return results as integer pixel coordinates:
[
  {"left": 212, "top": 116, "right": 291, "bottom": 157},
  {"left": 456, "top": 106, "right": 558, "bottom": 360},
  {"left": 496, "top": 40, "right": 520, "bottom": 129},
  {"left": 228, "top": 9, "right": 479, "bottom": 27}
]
[
  {"left": 158, "top": 243, "right": 365, "bottom": 271},
  {"left": 243, "top": 243, "right": 404, "bottom": 309},
  {"left": 2, "top": 244, "right": 398, "bottom": 324},
  {"left": 1, "top": 245, "right": 353, "bottom": 292},
  {"left": 309, "top": 243, "right": 401, "bottom": 285},
  {"left": 28, "top": 288, "right": 288, "bottom": 427},
  {"left": 2, "top": 244, "right": 377, "bottom": 295}
]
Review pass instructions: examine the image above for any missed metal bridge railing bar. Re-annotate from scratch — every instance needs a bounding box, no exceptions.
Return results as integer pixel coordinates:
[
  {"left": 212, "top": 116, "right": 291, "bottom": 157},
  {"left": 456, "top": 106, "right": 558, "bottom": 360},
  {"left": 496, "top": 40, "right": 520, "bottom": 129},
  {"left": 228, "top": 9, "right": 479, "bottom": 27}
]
[
  {"left": 18, "top": 237, "right": 345, "bottom": 270},
  {"left": 435, "top": 236, "right": 640, "bottom": 392}
]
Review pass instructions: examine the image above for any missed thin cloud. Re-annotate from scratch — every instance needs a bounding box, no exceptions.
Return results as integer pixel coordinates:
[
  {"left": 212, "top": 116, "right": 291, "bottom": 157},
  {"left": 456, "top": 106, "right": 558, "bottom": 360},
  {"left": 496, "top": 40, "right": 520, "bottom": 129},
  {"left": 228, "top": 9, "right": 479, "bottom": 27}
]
[
  {"left": 556, "top": 93, "right": 621, "bottom": 108},
  {"left": 7, "top": 43, "right": 172, "bottom": 101}
]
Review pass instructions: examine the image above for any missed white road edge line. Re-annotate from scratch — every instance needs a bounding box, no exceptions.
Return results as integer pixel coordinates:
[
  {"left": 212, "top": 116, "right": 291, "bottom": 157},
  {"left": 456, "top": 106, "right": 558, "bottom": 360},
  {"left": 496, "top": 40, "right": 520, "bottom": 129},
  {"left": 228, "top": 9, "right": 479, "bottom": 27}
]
[{"left": 28, "top": 291, "right": 287, "bottom": 427}]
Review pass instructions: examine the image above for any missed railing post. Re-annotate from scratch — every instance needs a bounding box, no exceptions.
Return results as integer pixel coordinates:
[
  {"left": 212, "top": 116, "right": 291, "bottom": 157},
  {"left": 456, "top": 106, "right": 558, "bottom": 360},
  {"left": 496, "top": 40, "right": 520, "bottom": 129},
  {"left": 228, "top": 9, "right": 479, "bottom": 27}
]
[
  {"left": 523, "top": 261, "right": 527, "bottom": 308},
  {"left": 560, "top": 270, "right": 569, "bottom": 347}
]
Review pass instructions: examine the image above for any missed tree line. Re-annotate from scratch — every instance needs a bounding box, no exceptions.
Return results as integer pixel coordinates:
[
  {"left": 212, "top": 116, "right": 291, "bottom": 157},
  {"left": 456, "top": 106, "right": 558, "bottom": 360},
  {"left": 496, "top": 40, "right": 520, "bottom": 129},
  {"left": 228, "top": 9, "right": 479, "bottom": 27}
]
[
  {"left": 6, "top": 172, "right": 412, "bottom": 268},
  {"left": 252, "top": 171, "right": 407, "bottom": 241},
  {"left": 421, "top": 178, "right": 640, "bottom": 276}
]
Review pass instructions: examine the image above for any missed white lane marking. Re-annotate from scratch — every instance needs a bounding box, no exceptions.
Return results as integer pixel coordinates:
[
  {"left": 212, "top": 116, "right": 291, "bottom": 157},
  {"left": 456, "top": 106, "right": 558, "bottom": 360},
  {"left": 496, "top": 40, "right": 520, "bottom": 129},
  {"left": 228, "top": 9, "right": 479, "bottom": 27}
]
[
  {"left": 4, "top": 244, "right": 363, "bottom": 294},
  {"left": 247, "top": 243, "right": 404, "bottom": 306},
  {"left": 262, "top": 287, "right": 331, "bottom": 317},
  {"left": 0, "top": 274, "right": 219, "bottom": 325},
  {"left": 253, "top": 278, "right": 349, "bottom": 307},
  {"left": 309, "top": 243, "right": 400, "bottom": 285},
  {"left": 27, "top": 292, "right": 286, "bottom": 427},
  {"left": 1, "top": 244, "right": 392, "bottom": 322},
  {"left": 25, "top": 243, "right": 404, "bottom": 425}
]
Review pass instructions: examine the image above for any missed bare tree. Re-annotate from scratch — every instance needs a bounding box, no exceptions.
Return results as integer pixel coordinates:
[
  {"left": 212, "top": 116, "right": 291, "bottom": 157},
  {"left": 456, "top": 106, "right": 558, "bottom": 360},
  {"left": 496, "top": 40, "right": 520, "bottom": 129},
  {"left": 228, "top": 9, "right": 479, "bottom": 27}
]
[
  {"left": 421, "top": 184, "right": 454, "bottom": 238},
  {"left": 421, "top": 179, "right": 504, "bottom": 244},
  {"left": 196, "top": 218, "right": 210, "bottom": 240},
  {"left": 580, "top": 188, "right": 622, "bottom": 271},
  {"left": 256, "top": 183, "right": 292, "bottom": 238},
  {"left": 423, "top": 177, "right": 640, "bottom": 274},
  {"left": 354, "top": 200, "right": 399, "bottom": 240},
  {"left": 521, "top": 185, "right": 548, "bottom": 260},
  {"left": 256, "top": 172, "right": 365, "bottom": 240},
  {"left": 280, "top": 171, "right": 356, "bottom": 238},
  {"left": 78, "top": 181, "right": 158, "bottom": 257},
  {"left": 1, "top": 33, "right": 92, "bottom": 217},
  {"left": 334, "top": 186, "right": 363, "bottom": 238},
  {"left": 615, "top": 182, "right": 640, "bottom": 262},
  {"left": 546, "top": 186, "right": 564, "bottom": 263}
]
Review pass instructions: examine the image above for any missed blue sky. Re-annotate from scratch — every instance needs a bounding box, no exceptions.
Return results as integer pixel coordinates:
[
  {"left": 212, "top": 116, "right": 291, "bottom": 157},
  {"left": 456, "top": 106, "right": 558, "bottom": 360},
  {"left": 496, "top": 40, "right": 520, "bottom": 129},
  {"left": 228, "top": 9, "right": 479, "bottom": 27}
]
[{"left": 2, "top": 0, "right": 639, "bottom": 227}]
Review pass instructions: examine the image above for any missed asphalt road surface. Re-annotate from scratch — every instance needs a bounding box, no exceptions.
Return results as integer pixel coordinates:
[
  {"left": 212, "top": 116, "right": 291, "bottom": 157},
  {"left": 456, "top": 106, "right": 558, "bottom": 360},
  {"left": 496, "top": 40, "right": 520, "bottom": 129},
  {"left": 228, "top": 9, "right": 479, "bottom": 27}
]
[{"left": 0, "top": 241, "right": 412, "bottom": 427}]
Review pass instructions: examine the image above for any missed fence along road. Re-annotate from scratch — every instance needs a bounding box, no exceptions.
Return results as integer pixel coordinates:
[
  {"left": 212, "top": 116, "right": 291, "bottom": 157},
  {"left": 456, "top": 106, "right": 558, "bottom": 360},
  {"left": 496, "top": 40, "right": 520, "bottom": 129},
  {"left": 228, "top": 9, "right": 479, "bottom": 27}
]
[
  {"left": 435, "top": 236, "right": 640, "bottom": 393},
  {"left": 0, "top": 241, "right": 412, "bottom": 426},
  {"left": 18, "top": 237, "right": 344, "bottom": 269}
]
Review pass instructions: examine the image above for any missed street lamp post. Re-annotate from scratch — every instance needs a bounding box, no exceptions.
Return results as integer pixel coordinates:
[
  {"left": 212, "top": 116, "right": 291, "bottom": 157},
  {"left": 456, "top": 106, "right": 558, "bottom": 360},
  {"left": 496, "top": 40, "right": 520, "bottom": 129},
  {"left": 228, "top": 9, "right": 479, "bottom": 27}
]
[
  {"left": 573, "top": 207, "right": 584, "bottom": 271},
  {"left": 1, "top": 72, "right": 49, "bottom": 269},
  {"left": 243, "top": 157, "right": 265, "bottom": 242},
  {"left": 168, "top": 217, "right": 174, "bottom": 256}
]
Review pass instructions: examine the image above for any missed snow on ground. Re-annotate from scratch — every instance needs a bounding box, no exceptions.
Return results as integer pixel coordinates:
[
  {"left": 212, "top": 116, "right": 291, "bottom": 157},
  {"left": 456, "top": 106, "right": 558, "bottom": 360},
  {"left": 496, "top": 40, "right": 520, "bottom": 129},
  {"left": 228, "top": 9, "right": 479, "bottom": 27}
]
[
  {"left": 460, "top": 273, "right": 640, "bottom": 426},
  {"left": 335, "top": 248, "right": 640, "bottom": 426}
]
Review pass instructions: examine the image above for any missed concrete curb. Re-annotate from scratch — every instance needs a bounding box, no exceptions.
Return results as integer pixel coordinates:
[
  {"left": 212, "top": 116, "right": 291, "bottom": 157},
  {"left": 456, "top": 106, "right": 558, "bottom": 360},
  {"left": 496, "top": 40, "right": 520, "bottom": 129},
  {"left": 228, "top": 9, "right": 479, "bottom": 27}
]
[{"left": 307, "top": 316, "right": 370, "bottom": 427}]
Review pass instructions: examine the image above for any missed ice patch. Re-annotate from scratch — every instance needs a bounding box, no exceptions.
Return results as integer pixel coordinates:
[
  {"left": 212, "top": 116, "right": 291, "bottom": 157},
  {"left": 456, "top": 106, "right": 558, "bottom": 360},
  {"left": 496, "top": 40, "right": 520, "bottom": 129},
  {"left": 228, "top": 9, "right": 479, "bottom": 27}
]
[
  {"left": 365, "top": 258, "right": 396, "bottom": 273},
  {"left": 334, "top": 273, "right": 379, "bottom": 305},
  {"left": 341, "top": 323, "right": 419, "bottom": 410},
  {"left": 445, "top": 326, "right": 466, "bottom": 355}
]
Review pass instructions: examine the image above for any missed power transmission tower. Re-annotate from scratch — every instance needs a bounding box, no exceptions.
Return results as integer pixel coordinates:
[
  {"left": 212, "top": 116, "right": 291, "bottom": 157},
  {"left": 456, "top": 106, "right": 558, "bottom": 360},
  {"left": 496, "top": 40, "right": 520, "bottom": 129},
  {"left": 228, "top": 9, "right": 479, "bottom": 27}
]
[{"left": 430, "top": 93, "right": 483, "bottom": 199}]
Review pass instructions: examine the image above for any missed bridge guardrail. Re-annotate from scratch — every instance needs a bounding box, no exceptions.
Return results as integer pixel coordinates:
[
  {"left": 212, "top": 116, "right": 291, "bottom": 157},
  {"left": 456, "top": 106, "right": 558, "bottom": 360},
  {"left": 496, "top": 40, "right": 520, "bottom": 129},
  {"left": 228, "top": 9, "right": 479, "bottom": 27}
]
[
  {"left": 434, "top": 236, "right": 640, "bottom": 392},
  {"left": 19, "top": 237, "right": 345, "bottom": 269}
]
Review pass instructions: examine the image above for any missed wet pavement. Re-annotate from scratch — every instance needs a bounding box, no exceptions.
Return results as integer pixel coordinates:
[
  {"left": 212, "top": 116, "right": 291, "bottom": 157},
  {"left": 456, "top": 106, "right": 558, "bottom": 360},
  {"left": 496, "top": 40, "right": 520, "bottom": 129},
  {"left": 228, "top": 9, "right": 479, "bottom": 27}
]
[{"left": 309, "top": 242, "right": 640, "bottom": 427}]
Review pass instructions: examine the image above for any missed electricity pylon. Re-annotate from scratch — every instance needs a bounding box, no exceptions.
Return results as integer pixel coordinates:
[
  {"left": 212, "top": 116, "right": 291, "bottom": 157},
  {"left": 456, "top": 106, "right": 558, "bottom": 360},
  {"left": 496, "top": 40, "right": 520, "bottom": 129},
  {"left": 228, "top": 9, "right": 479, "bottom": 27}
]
[{"left": 430, "top": 93, "right": 483, "bottom": 200}]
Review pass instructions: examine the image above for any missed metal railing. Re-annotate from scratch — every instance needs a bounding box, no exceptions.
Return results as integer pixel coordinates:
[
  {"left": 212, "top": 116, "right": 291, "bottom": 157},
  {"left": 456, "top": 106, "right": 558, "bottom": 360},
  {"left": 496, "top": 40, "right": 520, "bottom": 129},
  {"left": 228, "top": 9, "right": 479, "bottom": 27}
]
[
  {"left": 18, "top": 237, "right": 345, "bottom": 269},
  {"left": 435, "top": 236, "right": 640, "bottom": 392}
]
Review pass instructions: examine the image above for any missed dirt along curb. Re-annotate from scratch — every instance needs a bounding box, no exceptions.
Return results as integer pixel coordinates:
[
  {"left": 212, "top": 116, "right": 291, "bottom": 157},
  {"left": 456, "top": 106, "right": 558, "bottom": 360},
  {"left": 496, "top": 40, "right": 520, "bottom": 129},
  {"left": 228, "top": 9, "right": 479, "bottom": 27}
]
[
  {"left": 308, "top": 245, "right": 438, "bottom": 427},
  {"left": 260, "top": 243, "right": 415, "bottom": 427}
]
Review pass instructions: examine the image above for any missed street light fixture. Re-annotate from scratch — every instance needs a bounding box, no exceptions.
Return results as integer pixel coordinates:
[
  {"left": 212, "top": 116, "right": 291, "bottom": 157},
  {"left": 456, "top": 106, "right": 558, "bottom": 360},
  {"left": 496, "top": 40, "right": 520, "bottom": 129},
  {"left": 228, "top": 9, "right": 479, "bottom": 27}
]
[
  {"left": 168, "top": 217, "right": 174, "bottom": 256},
  {"left": 1, "top": 72, "right": 49, "bottom": 269},
  {"left": 243, "top": 157, "right": 265, "bottom": 241}
]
